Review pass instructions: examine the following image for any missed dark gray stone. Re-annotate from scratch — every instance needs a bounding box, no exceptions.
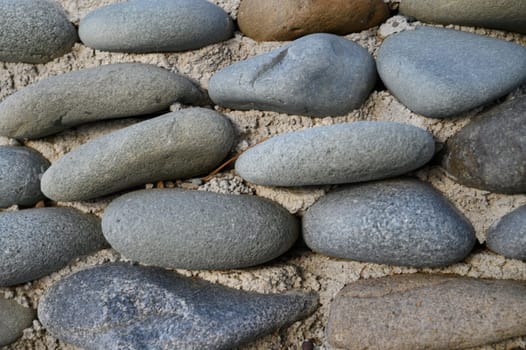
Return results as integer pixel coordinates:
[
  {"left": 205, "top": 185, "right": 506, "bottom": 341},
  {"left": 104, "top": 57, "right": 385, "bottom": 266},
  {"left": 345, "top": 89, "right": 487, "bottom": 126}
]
[
  {"left": 102, "top": 189, "right": 298, "bottom": 269},
  {"left": 235, "top": 121, "right": 434, "bottom": 187},
  {"left": 0, "top": 208, "right": 106, "bottom": 286},
  {"left": 41, "top": 108, "right": 235, "bottom": 201},
  {"left": 79, "top": 0, "right": 234, "bottom": 53},
  {"left": 444, "top": 95, "right": 526, "bottom": 193},
  {"left": 209, "top": 33, "right": 377, "bottom": 117},
  {"left": 303, "top": 178, "right": 476, "bottom": 267},
  {"left": 38, "top": 263, "right": 318, "bottom": 350},
  {"left": 487, "top": 205, "right": 526, "bottom": 260},
  {"left": 0, "top": 0, "right": 77, "bottom": 63},
  {"left": 0, "top": 146, "right": 49, "bottom": 208},
  {"left": 400, "top": 0, "right": 526, "bottom": 34},
  {"left": 328, "top": 274, "right": 526, "bottom": 350},
  {"left": 0, "top": 296, "right": 35, "bottom": 347},
  {"left": 377, "top": 27, "right": 526, "bottom": 118},
  {"left": 0, "top": 63, "right": 209, "bottom": 139}
]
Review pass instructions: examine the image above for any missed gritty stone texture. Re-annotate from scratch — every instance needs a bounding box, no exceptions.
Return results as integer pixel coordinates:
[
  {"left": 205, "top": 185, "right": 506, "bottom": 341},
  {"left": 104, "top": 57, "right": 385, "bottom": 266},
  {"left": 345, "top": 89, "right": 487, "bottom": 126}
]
[
  {"left": 487, "top": 205, "right": 526, "bottom": 260},
  {"left": 237, "top": 0, "right": 389, "bottom": 41},
  {"left": 0, "top": 146, "right": 49, "bottom": 208},
  {"left": 0, "top": 296, "right": 35, "bottom": 347},
  {"left": 209, "top": 33, "right": 377, "bottom": 117},
  {"left": 327, "top": 274, "right": 526, "bottom": 350},
  {"left": 377, "top": 26, "right": 526, "bottom": 118},
  {"left": 79, "top": 0, "right": 234, "bottom": 53},
  {"left": 236, "top": 121, "right": 435, "bottom": 187},
  {"left": 444, "top": 95, "right": 526, "bottom": 194},
  {"left": 303, "top": 179, "right": 476, "bottom": 267},
  {"left": 41, "top": 108, "right": 235, "bottom": 201},
  {"left": 400, "top": 0, "right": 526, "bottom": 34},
  {"left": 102, "top": 189, "right": 299, "bottom": 269},
  {"left": 0, "top": 63, "right": 209, "bottom": 139},
  {"left": 38, "top": 263, "right": 318, "bottom": 350},
  {"left": 0, "top": 0, "right": 77, "bottom": 64},
  {"left": 0, "top": 208, "right": 106, "bottom": 287}
]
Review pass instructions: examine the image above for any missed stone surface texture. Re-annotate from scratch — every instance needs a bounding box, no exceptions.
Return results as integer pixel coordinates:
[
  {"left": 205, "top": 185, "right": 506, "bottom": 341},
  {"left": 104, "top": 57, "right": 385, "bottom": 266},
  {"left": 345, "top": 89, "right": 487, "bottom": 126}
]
[
  {"left": 486, "top": 205, "right": 526, "bottom": 260},
  {"left": 0, "top": 296, "right": 35, "bottom": 347}
]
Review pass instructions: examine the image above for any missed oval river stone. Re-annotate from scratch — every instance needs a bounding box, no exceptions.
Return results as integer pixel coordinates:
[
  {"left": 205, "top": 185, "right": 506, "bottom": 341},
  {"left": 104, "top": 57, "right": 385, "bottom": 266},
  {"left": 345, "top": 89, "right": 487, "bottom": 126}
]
[
  {"left": 303, "top": 178, "right": 475, "bottom": 267},
  {"left": 487, "top": 205, "right": 526, "bottom": 260},
  {"left": 102, "top": 189, "right": 298, "bottom": 269},
  {"left": 0, "top": 146, "right": 49, "bottom": 208},
  {"left": 0, "top": 0, "right": 77, "bottom": 63},
  {"left": 0, "top": 208, "right": 106, "bottom": 287},
  {"left": 41, "top": 108, "right": 235, "bottom": 202},
  {"left": 38, "top": 263, "right": 318, "bottom": 350},
  {"left": 0, "top": 296, "right": 35, "bottom": 347},
  {"left": 236, "top": 122, "right": 434, "bottom": 187},
  {"left": 209, "top": 33, "right": 377, "bottom": 117},
  {"left": 0, "top": 63, "right": 209, "bottom": 139},
  {"left": 328, "top": 274, "right": 526, "bottom": 350},
  {"left": 79, "top": 0, "right": 234, "bottom": 53}
]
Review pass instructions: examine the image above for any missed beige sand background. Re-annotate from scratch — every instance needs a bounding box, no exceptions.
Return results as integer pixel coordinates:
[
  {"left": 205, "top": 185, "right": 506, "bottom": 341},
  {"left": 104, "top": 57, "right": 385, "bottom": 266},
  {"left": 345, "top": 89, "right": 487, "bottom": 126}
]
[{"left": 1, "top": 1, "right": 526, "bottom": 349}]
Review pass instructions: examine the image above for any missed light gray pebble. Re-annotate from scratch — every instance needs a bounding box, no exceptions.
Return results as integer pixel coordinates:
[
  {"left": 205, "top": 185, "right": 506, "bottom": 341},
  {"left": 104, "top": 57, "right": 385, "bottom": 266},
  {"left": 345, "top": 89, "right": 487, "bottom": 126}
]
[
  {"left": 209, "top": 33, "right": 377, "bottom": 117},
  {"left": 0, "top": 296, "right": 35, "bottom": 347},
  {"left": 487, "top": 205, "right": 526, "bottom": 260}
]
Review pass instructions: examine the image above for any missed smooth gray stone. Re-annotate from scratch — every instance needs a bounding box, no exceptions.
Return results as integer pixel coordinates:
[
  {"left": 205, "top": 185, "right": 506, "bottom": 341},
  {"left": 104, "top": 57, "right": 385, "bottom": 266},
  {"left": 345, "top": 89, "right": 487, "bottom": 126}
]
[
  {"left": 0, "top": 63, "right": 209, "bottom": 139},
  {"left": 0, "top": 0, "right": 77, "bottom": 63},
  {"left": 487, "top": 205, "right": 526, "bottom": 260},
  {"left": 79, "top": 0, "right": 234, "bottom": 53},
  {"left": 444, "top": 95, "right": 526, "bottom": 193},
  {"left": 235, "top": 121, "right": 435, "bottom": 187},
  {"left": 0, "top": 146, "right": 49, "bottom": 208},
  {"left": 102, "top": 189, "right": 298, "bottom": 269},
  {"left": 328, "top": 274, "right": 526, "bottom": 350},
  {"left": 41, "top": 108, "right": 235, "bottom": 201},
  {"left": 377, "top": 27, "right": 526, "bottom": 118},
  {"left": 0, "top": 208, "right": 106, "bottom": 286},
  {"left": 303, "top": 178, "right": 476, "bottom": 267},
  {"left": 400, "top": 0, "right": 526, "bottom": 34},
  {"left": 38, "top": 263, "right": 318, "bottom": 350},
  {"left": 209, "top": 33, "right": 377, "bottom": 117},
  {"left": 0, "top": 296, "right": 35, "bottom": 347}
]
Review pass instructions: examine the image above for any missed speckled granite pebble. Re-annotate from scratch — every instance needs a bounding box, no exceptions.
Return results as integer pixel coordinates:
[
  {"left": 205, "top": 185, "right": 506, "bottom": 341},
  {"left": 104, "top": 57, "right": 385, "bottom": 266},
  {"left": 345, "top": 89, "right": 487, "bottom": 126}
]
[
  {"left": 0, "top": 296, "right": 35, "bottom": 347},
  {"left": 487, "top": 205, "right": 526, "bottom": 260},
  {"left": 38, "top": 263, "right": 318, "bottom": 350}
]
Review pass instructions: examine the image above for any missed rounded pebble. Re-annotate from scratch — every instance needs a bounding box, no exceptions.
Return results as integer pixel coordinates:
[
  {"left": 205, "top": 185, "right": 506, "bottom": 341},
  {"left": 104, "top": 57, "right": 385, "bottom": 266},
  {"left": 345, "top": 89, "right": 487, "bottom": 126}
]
[
  {"left": 487, "top": 205, "right": 526, "bottom": 260},
  {"left": 0, "top": 296, "right": 35, "bottom": 347}
]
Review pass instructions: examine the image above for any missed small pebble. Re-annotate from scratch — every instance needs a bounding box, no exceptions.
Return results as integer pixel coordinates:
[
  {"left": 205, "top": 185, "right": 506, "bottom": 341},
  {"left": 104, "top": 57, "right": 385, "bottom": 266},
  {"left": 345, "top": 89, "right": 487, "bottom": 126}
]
[
  {"left": 0, "top": 295, "right": 35, "bottom": 347},
  {"left": 486, "top": 205, "right": 526, "bottom": 260}
]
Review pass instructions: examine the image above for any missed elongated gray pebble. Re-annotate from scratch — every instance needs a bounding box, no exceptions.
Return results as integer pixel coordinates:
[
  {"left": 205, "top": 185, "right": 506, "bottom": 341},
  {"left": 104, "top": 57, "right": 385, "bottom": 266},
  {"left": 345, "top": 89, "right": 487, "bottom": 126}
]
[
  {"left": 303, "top": 179, "right": 475, "bottom": 267},
  {"left": 0, "top": 146, "right": 49, "bottom": 208},
  {"left": 41, "top": 108, "right": 235, "bottom": 201},
  {"left": 0, "top": 296, "right": 35, "bottom": 347},
  {"left": 0, "top": 63, "right": 209, "bottom": 139},
  {"left": 0, "top": 208, "right": 106, "bottom": 286},
  {"left": 487, "top": 205, "right": 526, "bottom": 260},
  {"left": 209, "top": 33, "right": 377, "bottom": 117},
  {"left": 236, "top": 122, "right": 434, "bottom": 187},
  {"left": 328, "top": 274, "right": 526, "bottom": 349},
  {"left": 79, "top": 0, "right": 234, "bottom": 53},
  {"left": 0, "top": 0, "right": 77, "bottom": 63},
  {"left": 38, "top": 263, "right": 318, "bottom": 350},
  {"left": 377, "top": 27, "right": 526, "bottom": 118},
  {"left": 102, "top": 189, "right": 298, "bottom": 269}
]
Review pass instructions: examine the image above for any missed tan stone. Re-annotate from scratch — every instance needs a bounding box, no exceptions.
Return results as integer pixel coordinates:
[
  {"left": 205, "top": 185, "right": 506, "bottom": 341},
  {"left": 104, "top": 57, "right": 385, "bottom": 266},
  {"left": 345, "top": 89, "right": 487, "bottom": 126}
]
[
  {"left": 238, "top": 0, "right": 389, "bottom": 41},
  {"left": 328, "top": 274, "right": 526, "bottom": 350}
]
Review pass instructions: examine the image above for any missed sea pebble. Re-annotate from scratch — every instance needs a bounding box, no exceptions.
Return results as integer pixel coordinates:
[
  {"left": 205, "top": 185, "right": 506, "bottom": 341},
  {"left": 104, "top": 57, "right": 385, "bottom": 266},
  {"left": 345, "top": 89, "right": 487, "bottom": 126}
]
[
  {"left": 38, "top": 263, "right": 318, "bottom": 350},
  {"left": 303, "top": 178, "right": 476, "bottom": 267},
  {"left": 0, "top": 208, "right": 106, "bottom": 286},
  {"left": 79, "top": 0, "right": 234, "bottom": 53},
  {"left": 209, "top": 33, "right": 377, "bottom": 117},
  {"left": 235, "top": 121, "right": 435, "bottom": 187},
  {"left": 0, "top": 0, "right": 77, "bottom": 63},
  {"left": 377, "top": 27, "right": 526, "bottom": 118},
  {"left": 0, "top": 296, "right": 35, "bottom": 347},
  {"left": 328, "top": 274, "right": 526, "bottom": 349},
  {"left": 102, "top": 189, "right": 298, "bottom": 269},
  {"left": 486, "top": 205, "right": 526, "bottom": 260},
  {"left": 237, "top": 0, "right": 389, "bottom": 41},
  {"left": 41, "top": 108, "right": 235, "bottom": 201},
  {"left": 0, "top": 146, "right": 49, "bottom": 208},
  {"left": 0, "top": 63, "right": 209, "bottom": 139}
]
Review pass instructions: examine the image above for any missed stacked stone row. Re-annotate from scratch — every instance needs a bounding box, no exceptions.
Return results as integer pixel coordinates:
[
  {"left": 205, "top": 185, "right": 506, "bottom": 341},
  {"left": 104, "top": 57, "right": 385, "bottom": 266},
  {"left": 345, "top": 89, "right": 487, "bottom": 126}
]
[{"left": 0, "top": 0, "right": 525, "bottom": 349}]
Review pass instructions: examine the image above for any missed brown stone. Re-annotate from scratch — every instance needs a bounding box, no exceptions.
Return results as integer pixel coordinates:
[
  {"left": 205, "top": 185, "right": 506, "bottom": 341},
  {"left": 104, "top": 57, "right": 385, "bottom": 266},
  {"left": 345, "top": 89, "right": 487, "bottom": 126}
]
[
  {"left": 238, "top": 0, "right": 390, "bottom": 41},
  {"left": 327, "top": 274, "right": 526, "bottom": 350}
]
